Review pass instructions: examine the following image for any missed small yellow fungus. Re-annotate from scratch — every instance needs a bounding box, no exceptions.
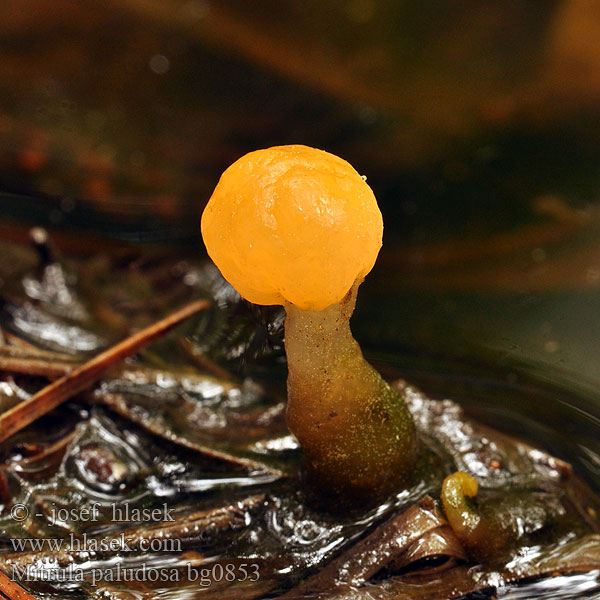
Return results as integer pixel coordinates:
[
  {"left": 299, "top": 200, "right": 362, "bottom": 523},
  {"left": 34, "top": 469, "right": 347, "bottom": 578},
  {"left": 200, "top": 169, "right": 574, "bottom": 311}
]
[
  {"left": 201, "top": 145, "right": 383, "bottom": 311},
  {"left": 202, "top": 145, "right": 416, "bottom": 502}
]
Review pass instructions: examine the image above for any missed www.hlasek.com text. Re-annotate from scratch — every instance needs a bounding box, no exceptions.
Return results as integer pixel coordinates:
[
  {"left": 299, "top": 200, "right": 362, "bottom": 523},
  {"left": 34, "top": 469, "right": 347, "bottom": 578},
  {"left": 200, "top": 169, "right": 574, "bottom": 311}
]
[{"left": 11, "top": 532, "right": 181, "bottom": 553}]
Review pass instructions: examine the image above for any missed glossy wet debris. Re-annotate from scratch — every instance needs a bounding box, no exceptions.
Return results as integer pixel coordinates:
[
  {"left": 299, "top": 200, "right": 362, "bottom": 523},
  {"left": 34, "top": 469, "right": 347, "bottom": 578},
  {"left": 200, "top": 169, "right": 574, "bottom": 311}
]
[{"left": 0, "top": 234, "right": 599, "bottom": 599}]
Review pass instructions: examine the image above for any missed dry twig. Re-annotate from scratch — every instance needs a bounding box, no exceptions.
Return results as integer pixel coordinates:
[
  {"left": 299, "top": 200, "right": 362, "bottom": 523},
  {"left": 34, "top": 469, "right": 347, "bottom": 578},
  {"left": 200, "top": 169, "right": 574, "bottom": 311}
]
[
  {"left": 0, "top": 569, "right": 37, "bottom": 600},
  {"left": 0, "top": 346, "right": 77, "bottom": 379},
  {"left": 0, "top": 300, "right": 209, "bottom": 443}
]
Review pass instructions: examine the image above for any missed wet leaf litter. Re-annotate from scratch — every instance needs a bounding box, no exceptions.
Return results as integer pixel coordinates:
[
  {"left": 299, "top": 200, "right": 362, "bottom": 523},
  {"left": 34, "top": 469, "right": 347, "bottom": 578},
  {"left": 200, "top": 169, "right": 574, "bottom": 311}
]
[{"left": 0, "top": 231, "right": 598, "bottom": 599}]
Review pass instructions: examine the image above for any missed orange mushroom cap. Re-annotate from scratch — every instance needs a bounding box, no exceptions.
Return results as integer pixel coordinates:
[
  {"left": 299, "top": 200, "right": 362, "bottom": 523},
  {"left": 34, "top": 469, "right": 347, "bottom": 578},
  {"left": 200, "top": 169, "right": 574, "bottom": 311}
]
[{"left": 201, "top": 145, "right": 383, "bottom": 311}]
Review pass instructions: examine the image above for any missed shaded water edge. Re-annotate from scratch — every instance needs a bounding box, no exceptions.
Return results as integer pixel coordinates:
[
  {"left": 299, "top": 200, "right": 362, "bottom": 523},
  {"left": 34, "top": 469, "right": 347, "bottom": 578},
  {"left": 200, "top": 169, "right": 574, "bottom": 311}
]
[{"left": 0, "top": 237, "right": 599, "bottom": 598}]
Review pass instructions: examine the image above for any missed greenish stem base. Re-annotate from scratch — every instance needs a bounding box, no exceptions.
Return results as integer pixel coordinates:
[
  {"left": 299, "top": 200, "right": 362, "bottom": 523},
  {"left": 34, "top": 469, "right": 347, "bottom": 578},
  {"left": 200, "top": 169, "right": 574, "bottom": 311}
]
[{"left": 284, "top": 283, "right": 417, "bottom": 503}]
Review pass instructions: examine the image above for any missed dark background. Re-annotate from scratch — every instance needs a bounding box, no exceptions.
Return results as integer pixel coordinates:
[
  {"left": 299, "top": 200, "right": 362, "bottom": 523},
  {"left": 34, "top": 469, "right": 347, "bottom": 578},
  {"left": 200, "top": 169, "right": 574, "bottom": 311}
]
[{"left": 2, "top": 0, "right": 600, "bottom": 400}]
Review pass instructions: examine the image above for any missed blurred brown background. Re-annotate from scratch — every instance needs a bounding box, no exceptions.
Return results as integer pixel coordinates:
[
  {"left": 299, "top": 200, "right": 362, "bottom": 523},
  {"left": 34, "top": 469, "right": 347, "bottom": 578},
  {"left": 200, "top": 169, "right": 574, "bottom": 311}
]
[{"left": 2, "top": 0, "right": 600, "bottom": 395}]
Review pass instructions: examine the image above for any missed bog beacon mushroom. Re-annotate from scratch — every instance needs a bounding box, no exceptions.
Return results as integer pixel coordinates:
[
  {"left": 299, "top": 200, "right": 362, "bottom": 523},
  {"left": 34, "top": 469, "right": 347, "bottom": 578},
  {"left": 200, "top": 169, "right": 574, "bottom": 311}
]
[{"left": 201, "top": 145, "right": 417, "bottom": 501}]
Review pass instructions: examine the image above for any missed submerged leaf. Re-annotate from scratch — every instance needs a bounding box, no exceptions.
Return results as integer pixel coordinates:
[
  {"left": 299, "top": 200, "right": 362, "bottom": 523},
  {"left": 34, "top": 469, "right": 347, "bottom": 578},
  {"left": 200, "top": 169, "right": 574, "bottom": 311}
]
[{"left": 0, "top": 236, "right": 599, "bottom": 599}]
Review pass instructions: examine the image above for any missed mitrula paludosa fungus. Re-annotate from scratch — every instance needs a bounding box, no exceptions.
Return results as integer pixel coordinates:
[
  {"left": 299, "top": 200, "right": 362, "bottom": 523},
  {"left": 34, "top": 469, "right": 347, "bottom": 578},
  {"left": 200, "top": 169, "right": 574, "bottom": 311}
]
[
  {"left": 201, "top": 145, "right": 417, "bottom": 501},
  {"left": 441, "top": 471, "right": 563, "bottom": 563},
  {"left": 441, "top": 471, "right": 497, "bottom": 561}
]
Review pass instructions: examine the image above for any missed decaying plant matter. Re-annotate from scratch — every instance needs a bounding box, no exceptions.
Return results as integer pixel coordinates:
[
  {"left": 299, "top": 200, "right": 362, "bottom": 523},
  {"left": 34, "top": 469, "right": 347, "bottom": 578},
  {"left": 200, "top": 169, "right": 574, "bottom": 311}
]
[{"left": 0, "top": 232, "right": 599, "bottom": 599}]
